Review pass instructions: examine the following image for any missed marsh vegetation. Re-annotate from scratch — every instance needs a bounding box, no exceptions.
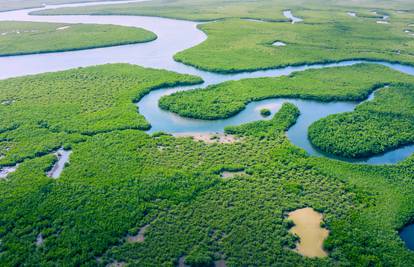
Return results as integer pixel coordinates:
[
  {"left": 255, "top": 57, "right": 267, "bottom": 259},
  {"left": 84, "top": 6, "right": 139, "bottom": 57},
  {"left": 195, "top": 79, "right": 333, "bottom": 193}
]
[
  {"left": 1, "top": 0, "right": 414, "bottom": 266},
  {"left": 0, "top": 21, "right": 156, "bottom": 56},
  {"left": 309, "top": 84, "right": 414, "bottom": 158}
]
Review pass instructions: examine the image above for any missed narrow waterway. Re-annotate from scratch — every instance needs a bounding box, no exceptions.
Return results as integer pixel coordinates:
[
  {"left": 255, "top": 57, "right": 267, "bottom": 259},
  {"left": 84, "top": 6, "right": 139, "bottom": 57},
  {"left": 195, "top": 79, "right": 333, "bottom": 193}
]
[
  {"left": 47, "top": 148, "right": 72, "bottom": 178},
  {"left": 0, "top": 2, "right": 413, "bottom": 164}
]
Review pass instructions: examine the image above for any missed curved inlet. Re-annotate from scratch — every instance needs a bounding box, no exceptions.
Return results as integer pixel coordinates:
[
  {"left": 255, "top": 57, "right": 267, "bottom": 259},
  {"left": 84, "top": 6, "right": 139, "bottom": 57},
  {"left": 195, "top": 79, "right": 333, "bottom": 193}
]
[
  {"left": 0, "top": 2, "right": 413, "bottom": 164},
  {"left": 400, "top": 224, "right": 414, "bottom": 250}
]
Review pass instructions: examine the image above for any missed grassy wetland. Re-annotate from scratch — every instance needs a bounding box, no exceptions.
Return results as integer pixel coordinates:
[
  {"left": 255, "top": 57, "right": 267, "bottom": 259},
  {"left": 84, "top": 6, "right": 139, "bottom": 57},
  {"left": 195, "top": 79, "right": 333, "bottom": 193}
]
[
  {"left": 0, "top": 64, "right": 201, "bottom": 166},
  {"left": 1, "top": 64, "right": 414, "bottom": 266},
  {"left": 36, "top": 0, "right": 414, "bottom": 73},
  {"left": 160, "top": 64, "right": 414, "bottom": 120},
  {"left": 1, "top": 0, "right": 414, "bottom": 266},
  {"left": 0, "top": 21, "right": 156, "bottom": 56}
]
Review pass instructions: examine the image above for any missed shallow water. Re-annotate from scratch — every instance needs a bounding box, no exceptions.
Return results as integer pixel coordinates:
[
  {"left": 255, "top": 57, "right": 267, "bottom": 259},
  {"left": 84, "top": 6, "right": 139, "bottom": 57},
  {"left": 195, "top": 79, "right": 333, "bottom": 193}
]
[
  {"left": 127, "top": 224, "right": 149, "bottom": 243},
  {"left": 242, "top": 18, "right": 265, "bottom": 23},
  {"left": 283, "top": 10, "right": 303, "bottom": 24},
  {"left": 0, "top": 2, "right": 413, "bottom": 164},
  {"left": 36, "top": 234, "right": 44, "bottom": 247},
  {"left": 400, "top": 224, "right": 414, "bottom": 250},
  {"left": 288, "top": 207, "right": 329, "bottom": 258},
  {"left": 0, "top": 165, "right": 18, "bottom": 179},
  {"left": 47, "top": 148, "right": 72, "bottom": 178},
  {"left": 178, "top": 256, "right": 189, "bottom": 267},
  {"left": 272, "top": 41, "right": 286, "bottom": 46}
]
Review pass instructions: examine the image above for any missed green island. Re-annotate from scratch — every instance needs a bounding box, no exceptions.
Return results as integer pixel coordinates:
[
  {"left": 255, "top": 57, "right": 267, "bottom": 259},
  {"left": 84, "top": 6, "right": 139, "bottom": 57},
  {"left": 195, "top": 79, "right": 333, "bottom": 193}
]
[
  {"left": 160, "top": 64, "right": 414, "bottom": 119},
  {"left": 309, "top": 84, "right": 414, "bottom": 158},
  {"left": 0, "top": 21, "right": 156, "bottom": 56},
  {"left": 260, "top": 108, "right": 272, "bottom": 117},
  {"left": 173, "top": 16, "right": 414, "bottom": 73}
]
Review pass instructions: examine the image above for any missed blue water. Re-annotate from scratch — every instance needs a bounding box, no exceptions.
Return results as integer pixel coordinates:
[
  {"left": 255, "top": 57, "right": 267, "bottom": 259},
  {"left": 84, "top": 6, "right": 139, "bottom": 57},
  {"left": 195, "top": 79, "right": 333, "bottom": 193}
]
[
  {"left": 138, "top": 60, "right": 414, "bottom": 165},
  {"left": 0, "top": 2, "right": 413, "bottom": 165},
  {"left": 400, "top": 224, "right": 414, "bottom": 251}
]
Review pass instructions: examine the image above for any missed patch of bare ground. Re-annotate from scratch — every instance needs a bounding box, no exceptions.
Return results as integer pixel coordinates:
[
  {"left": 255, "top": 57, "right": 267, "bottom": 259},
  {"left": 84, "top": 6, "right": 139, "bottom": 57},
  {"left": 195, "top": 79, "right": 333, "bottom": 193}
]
[
  {"left": 126, "top": 224, "right": 149, "bottom": 244},
  {"left": 107, "top": 261, "right": 126, "bottom": 267},
  {"left": 174, "top": 133, "right": 241, "bottom": 144},
  {"left": 0, "top": 165, "right": 18, "bottom": 180},
  {"left": 220, "top": 170, "right": 246, "bottom": 179},
  {"left": 36, "top": 234, "right": 44, "bottom": 247}
]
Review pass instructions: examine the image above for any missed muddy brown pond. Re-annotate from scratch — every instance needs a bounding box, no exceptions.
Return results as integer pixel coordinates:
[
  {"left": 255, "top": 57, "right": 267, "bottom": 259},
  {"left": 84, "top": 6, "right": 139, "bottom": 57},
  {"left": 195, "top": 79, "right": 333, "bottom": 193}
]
[{"left": 288, "top": 207, "right": 329, "bottom": 258}]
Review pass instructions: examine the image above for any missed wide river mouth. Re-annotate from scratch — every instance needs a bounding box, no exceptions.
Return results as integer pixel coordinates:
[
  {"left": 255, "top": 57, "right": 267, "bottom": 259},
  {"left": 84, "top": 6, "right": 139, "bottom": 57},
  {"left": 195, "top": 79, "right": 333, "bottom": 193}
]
[{"left": 0, "top": 1, "right": 413, "bottom": 165}]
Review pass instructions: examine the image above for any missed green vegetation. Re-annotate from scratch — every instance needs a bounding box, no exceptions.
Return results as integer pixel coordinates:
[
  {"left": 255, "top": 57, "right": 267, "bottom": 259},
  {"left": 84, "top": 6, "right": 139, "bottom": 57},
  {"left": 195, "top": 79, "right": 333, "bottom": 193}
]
[
  {"left": 173, "top": 17, "right": 414, "bottom": 73},
  {"left": 309, "top": 84, "right": 414, "bottom": 158},
  {"left": 36, "top": 0, "right": 414, "bottom": 73},
  {"left": 260, "top": 108, "right": 271, "bottom": 117},
  {"left": 0, "top": 0, "right": 127, "bottom": 12},
  {"left": 0, "top": 64, "right": 202, "bottom": 165},
  {"left": 225, "top": 103, "right": 300, "bottom": 138},
  {"left": 160, "top": 64, "right": 414, "bottom": 120},
  {"left": 0, "top": 21, "right": 156, "bottom": 56},
  {"left": 2, "top": 0, "right": 414, "bottom": 266},
  {"left": 1, "top": 64, "right": 414, "bottom": 266},
  {"left": 34, "top": 0, "right": 414, "bottom": 21}
]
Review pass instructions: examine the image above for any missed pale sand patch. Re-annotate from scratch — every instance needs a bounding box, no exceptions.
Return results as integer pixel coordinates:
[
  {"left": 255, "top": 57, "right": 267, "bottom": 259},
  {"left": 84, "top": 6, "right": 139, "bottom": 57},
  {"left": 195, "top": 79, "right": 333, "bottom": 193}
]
[
  {"left": 126, "top": 224, "right": 149, "bottom": 243},
  {"left": 376, "top": 20, "right": 389, "bottom": 24},
  {"left": 214, "top": 260, "right": 227, "bottom": 267},
  {"left": 0, "top": 165, "right": 18, "bottom": 179},
  {"left": 272, "top": 41, "right": 286, "bottom": 47},
  {"left": 47, "top": 149, "right": 72, "bottom": 179},
  {"left": 174, "top": 133, "right": 241, "bottom": 144},
  {"left": 1, "top": 100, "right": 15, "bottom": 105},
  {"left": 347, "top": 12, "right": 356, "bottom": 17},
  {"left": 220, "top": 171, "right": 246, "bottom": 179},
  {"left": 178, "top": 256, "right": 189, "bottom": 267},
  {"left": 107, "top": 261, "right": 126, "bottom": 267},
  {"left": 36, "top": 234, "right": 44, "bottom": 247},
  {"left": 56, "top": 26, "right": 70, "bottom": 30},
  {"left": 288, "top": 207, "right": 329, "bottom": 258}
]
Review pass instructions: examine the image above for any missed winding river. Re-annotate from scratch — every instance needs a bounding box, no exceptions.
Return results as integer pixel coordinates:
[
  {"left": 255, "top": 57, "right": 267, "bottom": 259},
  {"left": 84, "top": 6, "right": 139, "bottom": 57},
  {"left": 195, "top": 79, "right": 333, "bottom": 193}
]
[{"left": 0, "top": 1, "right": 413, "bottom": 165}]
